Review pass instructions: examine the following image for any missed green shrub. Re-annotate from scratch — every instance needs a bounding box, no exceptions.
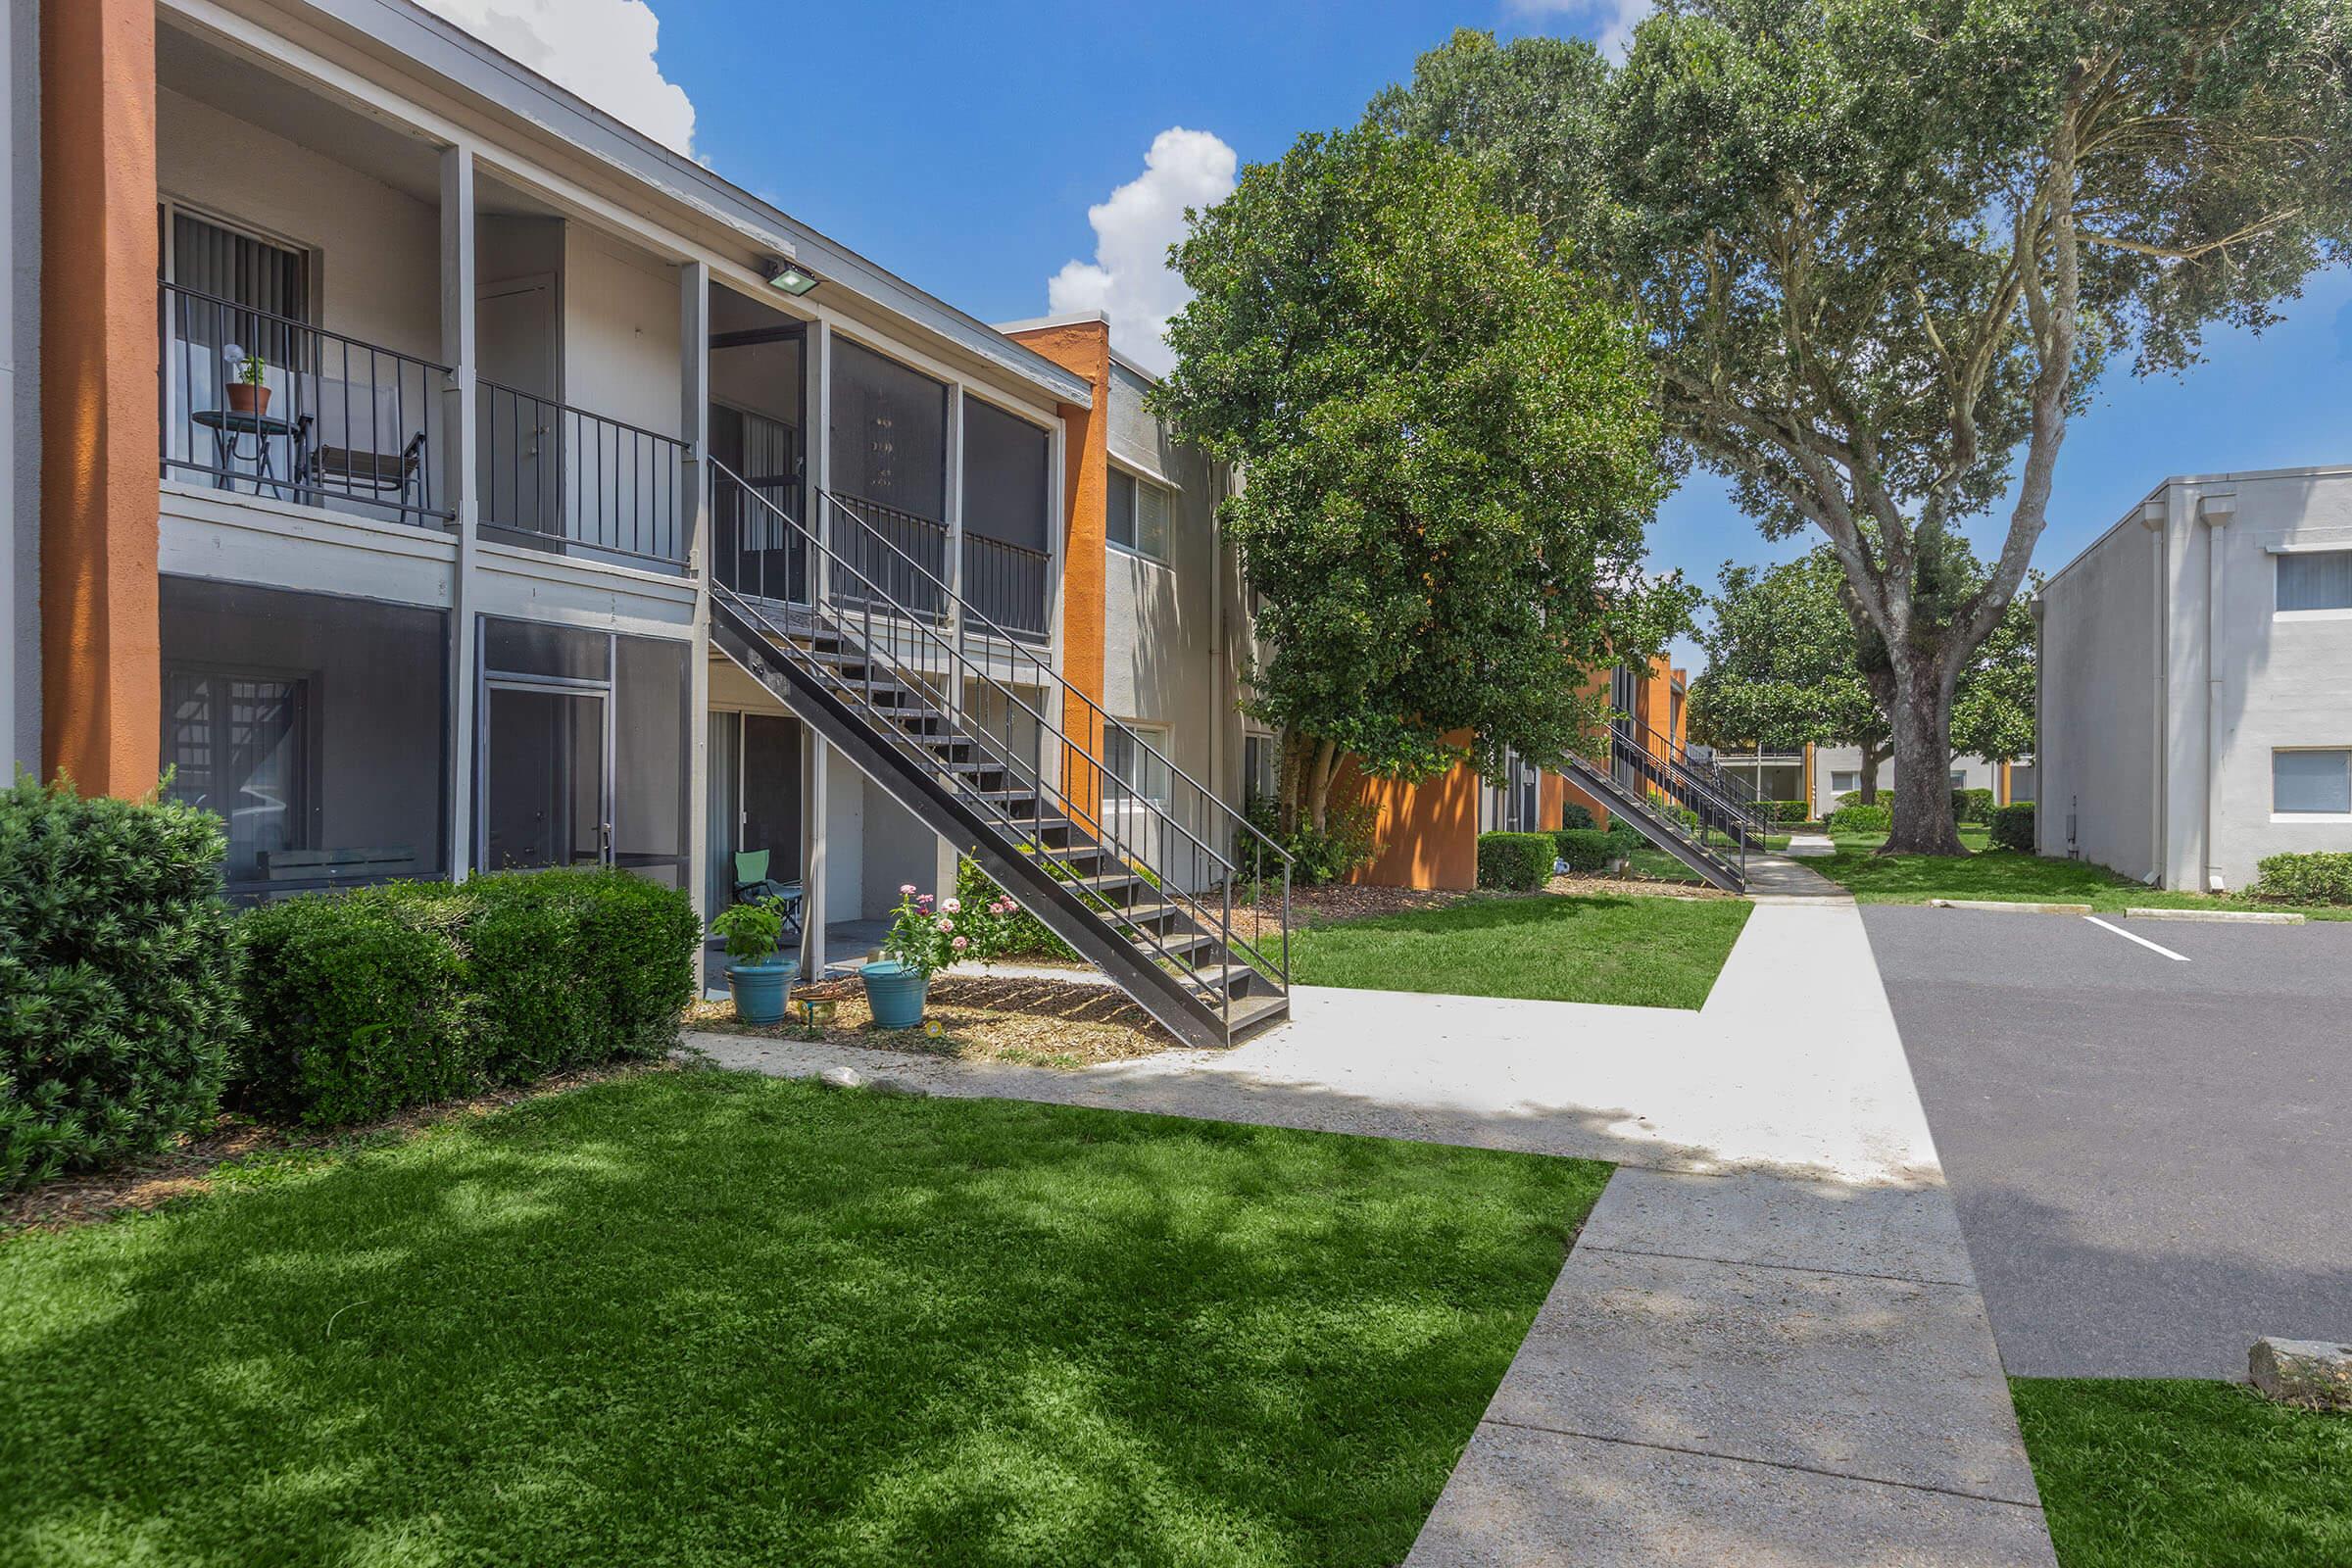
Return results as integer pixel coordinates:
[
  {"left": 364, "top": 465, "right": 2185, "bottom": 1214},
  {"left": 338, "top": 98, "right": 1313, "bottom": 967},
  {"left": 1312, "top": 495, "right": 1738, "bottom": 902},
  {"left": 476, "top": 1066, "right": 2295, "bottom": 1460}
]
[
  {"left": 1836, "top": 789, "right": 1865, "bottom": 809},
  {"left": 1554, "top": 828, "right": 1616, "bottom": 872},
  {"left": 2252, "top": 851, "right": 2352, "bottom": 905},
  {"left": 1766, "top": 800, "right": 1811, "bottom": 823},
  {"left": 1604, "top": 817, "right": 1644, "bottom": 850},
  {"left": 1238, "top": 795, "right": 1377, "bottom": 888},
  {"left": 1477, "top": 831, "right": 1553, "bottom": 892},
  {"left": 234, "top": 870, "right": 696, "bottom": 1126},
  {"left": 1, "top": 775, "right": 247, "bottom": 1192},
  {"left": 1826, "top": 803, "right": 1891, "bottom": 835},
  {"left": 1952, "top": 787, "right": 1996, "bottom": 825},
  {"left": 958, "top": 854, "right": 1079, "bottom": 962},
  {"left": 1987, "top": 802, "right": 2035, "bottom": 854},
  {"left": 234, "top": 886, "right": 477, "bottom": 1126},
  {"left": 1557, "top": 802, "right": 1595, "bottom": 832}
]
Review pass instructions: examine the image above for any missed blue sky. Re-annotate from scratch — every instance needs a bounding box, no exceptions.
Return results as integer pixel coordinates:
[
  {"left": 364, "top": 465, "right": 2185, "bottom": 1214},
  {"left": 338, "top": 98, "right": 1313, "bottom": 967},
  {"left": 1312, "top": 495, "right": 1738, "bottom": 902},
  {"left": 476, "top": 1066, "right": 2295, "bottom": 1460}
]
[{"left": 560, "top": 0, "right": 2352, "bottom": 671}]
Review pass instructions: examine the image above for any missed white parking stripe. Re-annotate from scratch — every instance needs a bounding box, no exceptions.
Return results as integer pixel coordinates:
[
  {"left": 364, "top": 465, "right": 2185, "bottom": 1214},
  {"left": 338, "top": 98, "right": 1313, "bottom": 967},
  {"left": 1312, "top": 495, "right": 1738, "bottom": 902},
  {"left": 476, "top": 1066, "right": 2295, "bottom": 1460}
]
[{"left": 2083, "top": 915, "right": 2190, "bottom": 962}]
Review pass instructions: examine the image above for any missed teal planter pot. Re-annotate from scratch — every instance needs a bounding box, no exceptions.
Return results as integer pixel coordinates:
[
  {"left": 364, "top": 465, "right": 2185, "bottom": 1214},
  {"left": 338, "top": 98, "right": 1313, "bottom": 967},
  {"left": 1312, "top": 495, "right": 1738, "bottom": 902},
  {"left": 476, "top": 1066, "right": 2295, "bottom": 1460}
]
[
  {"left": 860, "top": 960, "right": 929, "bottom": 1030},
  {"left": 727, "top": 958, "right": 798, "bottom": 1027}
]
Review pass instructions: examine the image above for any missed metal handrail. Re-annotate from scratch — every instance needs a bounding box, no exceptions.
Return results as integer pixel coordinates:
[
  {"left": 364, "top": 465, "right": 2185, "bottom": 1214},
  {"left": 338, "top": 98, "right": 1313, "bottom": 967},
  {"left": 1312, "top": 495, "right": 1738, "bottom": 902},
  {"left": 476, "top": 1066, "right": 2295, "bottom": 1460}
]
[
  {"left": 1612, "top": 712, "right": 1771, "bottom": 841},
  {"left": 818, "top": 485, "right": 1296, "bottom": 880},
  {"left": 959, "top": 530, "right": 1052, "bottom": 641},
  {"left": 718, "top": 466, "right": 1291, "bottom": 1008},
  {"left": 478, "top": 376, "right": 688, "bottom": 566}
]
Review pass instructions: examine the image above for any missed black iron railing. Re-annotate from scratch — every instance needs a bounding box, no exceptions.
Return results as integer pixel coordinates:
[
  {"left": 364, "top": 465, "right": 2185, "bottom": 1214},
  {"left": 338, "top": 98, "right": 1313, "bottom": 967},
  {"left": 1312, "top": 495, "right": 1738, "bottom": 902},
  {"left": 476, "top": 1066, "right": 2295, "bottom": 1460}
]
[
  {"left": 828, "top": 491, "right": 947, "bottom": 621},
  {"left": 961, "top": 531, "right": 1051, "bottom": 642},
  {"left": 161, "top": 281, "right": 449, "bottom": 525},
  {"left": 1600, "top": 712, "right": 1760, "bottom": 879},
  {"left": 712, "top": 466, "right": 1292, "bottom": 1037},
  {"left": 478, "top": 379, "right": 687, "bottom": 568}
]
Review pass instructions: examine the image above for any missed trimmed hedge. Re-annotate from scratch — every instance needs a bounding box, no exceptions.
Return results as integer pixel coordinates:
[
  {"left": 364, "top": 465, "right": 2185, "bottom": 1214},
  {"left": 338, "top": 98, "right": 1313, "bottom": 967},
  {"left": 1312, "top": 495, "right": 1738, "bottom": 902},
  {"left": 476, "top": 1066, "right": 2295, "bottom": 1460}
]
[
  {"left": 2253, "top": 851, "right": 2352, "bottom": 905},
  {"left": 1, "top": 776, "right": 247, "bottom": 1193},
  {"left": 234, "top": 870, "right": 697, "bottom": 1127},
  {"left": 1477, "top": 831, "right": 1553, "bottom": 892},
  {"left": 1764, "top": 800, "right": 1811, "bottom": 824},
  {"left": 1554, "top": 828, "right": 1616, "bottom": 872},
  {"left": 1826, "top": 803, "right": 1891, "bottom": 835},
  {"left": 1988, "top": 802, "right": 2035, "bottom": 854},
  {"left": 1557, "top": 802, "right": 1596, "bottom": 833},
  {"left": 1604, "top": 817, "right": 1644, "bottom": 851},
  {"left": 1952, "top": 787, "right": 1996, "bottom": 825}
]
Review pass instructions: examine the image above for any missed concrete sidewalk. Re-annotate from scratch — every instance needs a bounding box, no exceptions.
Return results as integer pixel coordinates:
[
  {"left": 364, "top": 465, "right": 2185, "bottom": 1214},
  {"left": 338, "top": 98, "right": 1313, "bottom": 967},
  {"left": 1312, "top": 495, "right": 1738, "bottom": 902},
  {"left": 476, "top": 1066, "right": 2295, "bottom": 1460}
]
[{"left": 687, "top": 899, "right": 2053, "bottom": 1566}]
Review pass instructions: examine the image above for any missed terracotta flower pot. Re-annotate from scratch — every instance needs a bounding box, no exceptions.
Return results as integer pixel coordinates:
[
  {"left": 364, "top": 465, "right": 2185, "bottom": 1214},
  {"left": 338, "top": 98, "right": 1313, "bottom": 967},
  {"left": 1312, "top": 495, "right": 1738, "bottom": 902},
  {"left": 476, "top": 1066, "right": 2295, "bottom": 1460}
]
[{"left": 226, "top": 382, "right": 271, "bottom": 417}]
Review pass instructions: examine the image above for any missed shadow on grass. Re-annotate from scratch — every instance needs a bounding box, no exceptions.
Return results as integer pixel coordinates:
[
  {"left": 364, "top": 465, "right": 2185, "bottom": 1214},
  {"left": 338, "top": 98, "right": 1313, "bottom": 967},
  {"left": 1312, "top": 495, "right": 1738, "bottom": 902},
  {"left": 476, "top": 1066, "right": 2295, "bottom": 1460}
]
[{"left": 0, "top": 1070, "right": 1604, "bottom": 1568}]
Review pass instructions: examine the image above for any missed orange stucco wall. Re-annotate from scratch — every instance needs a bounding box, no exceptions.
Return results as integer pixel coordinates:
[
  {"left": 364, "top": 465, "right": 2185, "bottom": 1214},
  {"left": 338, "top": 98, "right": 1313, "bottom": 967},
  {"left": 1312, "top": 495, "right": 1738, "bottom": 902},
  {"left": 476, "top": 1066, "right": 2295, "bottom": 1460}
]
[
  {"left": 1006, "top": 320, "right": 1111, "bottom": 827},
  {"left": 40, "top": 0, "right": 161, "bottom": 795},
  {"left": 1340, "top": 740, "right": 1481, "bottom": 891}
]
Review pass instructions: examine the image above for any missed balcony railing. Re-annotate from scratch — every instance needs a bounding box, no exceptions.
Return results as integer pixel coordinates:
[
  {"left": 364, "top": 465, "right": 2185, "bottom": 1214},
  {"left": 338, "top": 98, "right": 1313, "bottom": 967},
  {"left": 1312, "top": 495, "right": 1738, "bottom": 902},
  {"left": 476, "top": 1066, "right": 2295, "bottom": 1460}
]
[
  {"left": 829, "top": 491, "right": 947, "bottom": 621},
  {"left": 161, "top": 281, "right": 450, "bottom": 526},
  {"left": 961, "top": 532, "right": 1051, "bottom": 643},
  {"left": 478, "top": 379, "right": 688, "bottom": 569}
]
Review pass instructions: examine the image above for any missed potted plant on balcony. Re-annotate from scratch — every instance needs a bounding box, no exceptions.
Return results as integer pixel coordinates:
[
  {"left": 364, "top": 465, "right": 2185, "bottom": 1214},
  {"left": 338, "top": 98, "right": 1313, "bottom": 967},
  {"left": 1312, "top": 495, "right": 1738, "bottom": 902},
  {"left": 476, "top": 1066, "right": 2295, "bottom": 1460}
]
[
  {"left": 860, "top": 883, "right": 964, "bottom": 1030},
  {"left": 222, "top": 344, "right": 270, "bottom": 418},
  {"left": 710, "top": 901, "right": 796, "bottom": 1027}
]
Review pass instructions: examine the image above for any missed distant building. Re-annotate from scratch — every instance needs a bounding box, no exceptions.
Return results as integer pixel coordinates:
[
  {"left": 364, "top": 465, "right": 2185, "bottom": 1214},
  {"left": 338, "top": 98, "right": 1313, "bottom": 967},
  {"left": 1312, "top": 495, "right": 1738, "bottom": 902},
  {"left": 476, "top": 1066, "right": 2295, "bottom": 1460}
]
[{"left": 2034, "top": 465, "right": 2352, "bottom": 892}]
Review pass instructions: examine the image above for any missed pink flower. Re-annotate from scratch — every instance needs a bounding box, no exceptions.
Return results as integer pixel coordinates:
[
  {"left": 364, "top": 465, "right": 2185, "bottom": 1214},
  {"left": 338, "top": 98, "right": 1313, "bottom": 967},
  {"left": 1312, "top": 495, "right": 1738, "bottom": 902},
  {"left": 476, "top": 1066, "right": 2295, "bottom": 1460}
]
[
  {"left": 991, "top": 900, "right": 1011, "bottom": 915},
  {"left": 917, "top": 893, "right": 934, "bottom": 908},
  {"left": 951, "top": 935, "right": 968, "bottom": 952},
  {"left": 941, "top": 897, "right": 961, "bottom": 914},
  {"left": 935, "top": 916, "right": 954, "bottom": 933},
  {"left": 899, "top": 883, "right": 917, "bottom": 897}
]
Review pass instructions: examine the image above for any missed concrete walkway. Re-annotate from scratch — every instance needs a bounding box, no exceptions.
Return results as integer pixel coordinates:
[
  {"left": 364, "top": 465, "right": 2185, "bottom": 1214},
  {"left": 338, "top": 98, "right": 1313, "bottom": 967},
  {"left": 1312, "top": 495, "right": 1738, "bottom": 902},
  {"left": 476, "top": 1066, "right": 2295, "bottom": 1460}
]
[
  {"left": 1744, "top": 849, "right": 1848, "bottom": 898},
  {"left": 687, "top": 898, "right": 2053, "bottom": 1566}
]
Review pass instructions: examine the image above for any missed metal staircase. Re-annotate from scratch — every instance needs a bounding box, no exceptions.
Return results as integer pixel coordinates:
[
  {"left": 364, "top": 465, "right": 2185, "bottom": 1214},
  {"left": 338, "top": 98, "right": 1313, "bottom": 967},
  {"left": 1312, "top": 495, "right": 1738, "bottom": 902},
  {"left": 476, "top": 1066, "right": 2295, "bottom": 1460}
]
[
  {"left": 1561, "top": 714, "right": 1765, "bottom": 893},
  {"left": 707, "top": 463, "right": 1293, "bottom": 1050}
]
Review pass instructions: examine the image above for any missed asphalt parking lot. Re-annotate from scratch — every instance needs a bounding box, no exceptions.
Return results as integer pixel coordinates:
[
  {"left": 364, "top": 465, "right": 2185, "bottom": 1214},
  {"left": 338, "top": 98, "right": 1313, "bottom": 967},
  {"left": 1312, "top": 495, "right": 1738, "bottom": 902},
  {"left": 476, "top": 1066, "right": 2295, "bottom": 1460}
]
[{"left": 1862, "top": 905, "right": 2352, "bottom": 1379}]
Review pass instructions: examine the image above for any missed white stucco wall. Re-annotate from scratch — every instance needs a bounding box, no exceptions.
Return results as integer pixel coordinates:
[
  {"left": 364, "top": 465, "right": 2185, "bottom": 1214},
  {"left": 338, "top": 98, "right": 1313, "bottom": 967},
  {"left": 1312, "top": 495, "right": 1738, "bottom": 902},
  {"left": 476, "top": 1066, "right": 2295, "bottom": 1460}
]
[{"left": 2039, "top": 466, "right": 2352, "bottom": 891}]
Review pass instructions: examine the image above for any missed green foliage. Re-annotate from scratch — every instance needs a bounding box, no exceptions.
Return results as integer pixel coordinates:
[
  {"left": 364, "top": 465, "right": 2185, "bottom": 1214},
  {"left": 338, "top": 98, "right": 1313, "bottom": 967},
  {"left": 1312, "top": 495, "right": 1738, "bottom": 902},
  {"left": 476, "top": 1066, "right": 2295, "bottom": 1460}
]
[
  {"left": 1988, "top": 803, "right": 2037, "bottom": 853},
  {"left": 879, "top": 886, "right": 961, "bottom": 979},
  {"left": 234, "top": 887, "right": 478, "bottom": 1126},
  {"left": 1476, "top": 831, "right": 1554, "bottom": 892},
  {"left": 0, "top": 775, "right": 247, "bottom": 1193},
  {"left": 709, "top": 901, "right": 785, "bottom": 965},
  {"left": 1238, "top": 796, "right": 1376, "bottom": 889},
  {"left": 1557, "top": 802, "right": 1596, "bottom": 832},
  {"left": 1380, "top": 7, "right": 2352, "bottom": 851},
  {"left": 1952, "top": 787, "right": 1997, "bottom": 825},
  {"left": 1604, "top": 817, "right": 1644, "bottom": 851},
  {"left": 1951, "top": 592, "right": 2039, "bottom": 763},
  {"left": 1553, "top": 828, "right": 1617, "bottom": 871},
  {"left": 1688, "top": 549, "right": 1886, "bottom": 756},
  {"left": 1154, "top": 124, "right": 1688, "bottom": 798},
  {"left": 1827, "top": 804, "right": 1892, "bottom": 835},
  {"left": 234, "top": 871, "right": 695, "bottom": 1126},
  {"left": 957, "top": 857, "right": 1078, "bottom": 962},
  {"left": 1765, "top": 800, "right": 1812, "bottom": 823},
  {"left": 2252, "top": 851, "right": 2352, "bottom": 905}
]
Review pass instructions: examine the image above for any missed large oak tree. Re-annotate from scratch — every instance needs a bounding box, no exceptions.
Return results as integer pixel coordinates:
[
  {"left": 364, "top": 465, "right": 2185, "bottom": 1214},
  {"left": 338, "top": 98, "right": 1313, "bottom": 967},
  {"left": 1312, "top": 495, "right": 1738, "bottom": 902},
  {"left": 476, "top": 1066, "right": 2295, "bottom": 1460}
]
[{"left": 1379, "top": 3, "right": 2352, "bottom": 852}]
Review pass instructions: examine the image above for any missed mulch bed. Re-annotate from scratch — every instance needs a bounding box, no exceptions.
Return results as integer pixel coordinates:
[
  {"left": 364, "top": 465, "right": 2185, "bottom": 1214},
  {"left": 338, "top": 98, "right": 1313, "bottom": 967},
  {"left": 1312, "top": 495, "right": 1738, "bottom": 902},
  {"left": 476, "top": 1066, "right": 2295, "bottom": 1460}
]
[
  {"left": 686, "top": 972, "right": 1177, "bottom": 1069},
  {"left": 2, "top": 1060, "right": 670, "bottom": 1239}
]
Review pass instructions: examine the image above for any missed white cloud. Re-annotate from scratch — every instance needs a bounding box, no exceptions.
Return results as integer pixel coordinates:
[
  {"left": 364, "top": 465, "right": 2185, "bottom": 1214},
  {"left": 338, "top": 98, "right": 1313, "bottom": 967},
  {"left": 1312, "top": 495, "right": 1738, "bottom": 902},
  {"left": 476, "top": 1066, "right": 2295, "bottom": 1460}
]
[
  {"left": 416, "top": 0, "right": 697, "bottom": 156},
  {"left": 1505, "top": 0, "right": 1657, "bottom": 61},
  {"left": 1048, "top": 127, "right": 1238, "bottom": 377}
]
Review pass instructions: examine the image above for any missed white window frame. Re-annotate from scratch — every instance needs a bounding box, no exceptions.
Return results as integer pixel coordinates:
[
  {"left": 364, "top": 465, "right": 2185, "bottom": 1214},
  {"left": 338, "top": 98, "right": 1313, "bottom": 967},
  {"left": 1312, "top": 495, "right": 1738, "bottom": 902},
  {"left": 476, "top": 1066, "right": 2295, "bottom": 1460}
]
[
  {"left": 1105, "top": 720, "right": 1174, "bottom": 810},
  {"left": 2272, "top": 545, "right": 2352, "bottom": 618},
  {"left": 1831, "top": 770, "right": 1861, "bottom": 795},
  {"left": 1106, "top": 462, "right": 1174, "bottom": 565},
  {"left": 2272, "top": 746, "right": 2352, "bottom": 821}
]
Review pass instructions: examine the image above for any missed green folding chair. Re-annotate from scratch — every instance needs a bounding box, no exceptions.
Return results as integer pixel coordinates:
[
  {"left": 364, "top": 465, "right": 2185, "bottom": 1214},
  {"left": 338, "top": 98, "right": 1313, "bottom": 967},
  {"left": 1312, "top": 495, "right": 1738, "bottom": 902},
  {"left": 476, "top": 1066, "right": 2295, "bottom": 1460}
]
[{"left": 732, "top": 849, "right": 805, "bottom": 937}]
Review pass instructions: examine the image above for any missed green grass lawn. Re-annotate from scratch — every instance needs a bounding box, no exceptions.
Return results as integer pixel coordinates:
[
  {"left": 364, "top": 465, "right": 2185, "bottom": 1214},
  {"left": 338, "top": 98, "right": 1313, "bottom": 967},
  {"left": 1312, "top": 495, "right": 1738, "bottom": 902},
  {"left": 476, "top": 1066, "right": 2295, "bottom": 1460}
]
[
  {"left": 0, "top": 1070, "right": 1605, "bottom": 1568},
  {"left": 1815, "top": 833, "right": 2352, "bottom": 919},
  {"left": 1291, "top": 893, "right": 1752, "bottom": 1008},
  {"left": 2014, "top": 1379, "right": 2352, "bottom": 1567}
]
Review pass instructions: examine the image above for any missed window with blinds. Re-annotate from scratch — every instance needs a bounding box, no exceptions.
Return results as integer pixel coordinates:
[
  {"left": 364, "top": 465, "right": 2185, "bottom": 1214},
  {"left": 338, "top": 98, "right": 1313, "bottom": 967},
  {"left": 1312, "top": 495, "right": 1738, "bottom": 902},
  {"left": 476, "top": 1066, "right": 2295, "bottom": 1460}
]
[
  {"left": 1107, "top": 468, "right": 1172, "bottom": 563},
  {"left": 2277, "top": 550, "right": 2352, "bottom": 612},
  {"left": 2275, "top": 749, "right": 2352, "bottom": 814}
]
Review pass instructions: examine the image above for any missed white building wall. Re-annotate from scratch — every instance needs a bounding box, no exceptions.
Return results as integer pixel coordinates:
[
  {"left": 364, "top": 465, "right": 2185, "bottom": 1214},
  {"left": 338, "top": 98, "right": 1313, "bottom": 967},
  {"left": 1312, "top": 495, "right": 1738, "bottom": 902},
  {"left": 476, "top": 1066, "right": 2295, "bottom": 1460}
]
[{"left": 2034, "top": 506, "right": 2163, "bottom": 880}]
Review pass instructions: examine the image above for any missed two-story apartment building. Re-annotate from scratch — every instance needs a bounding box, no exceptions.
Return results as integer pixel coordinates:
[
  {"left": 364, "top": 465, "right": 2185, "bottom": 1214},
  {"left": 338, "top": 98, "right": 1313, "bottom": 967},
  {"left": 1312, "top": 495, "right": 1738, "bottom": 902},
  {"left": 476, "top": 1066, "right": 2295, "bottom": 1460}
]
[{"left": 2035, "top": 464, "right": 2352, "bottom": 892}]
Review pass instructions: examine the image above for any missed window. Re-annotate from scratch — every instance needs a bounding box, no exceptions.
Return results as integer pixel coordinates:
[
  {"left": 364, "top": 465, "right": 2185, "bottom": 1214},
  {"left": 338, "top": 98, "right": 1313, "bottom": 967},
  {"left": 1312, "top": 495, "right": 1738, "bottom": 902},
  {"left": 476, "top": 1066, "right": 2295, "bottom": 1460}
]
[
  {"left": 2278, "top": 550, "right": 2352, "bottom": 612},
  {"left": 1107, "top": 468, "right": 1171, "bottom": 562},
  {"left": 828, "top": 339, "right": 947, "bottom": 520},
  {"left": 1949, "top": 769, "right": 1969, "bottom": 790},
  {"left": 1244, "top": 734, "right": 1280, "bottom": 809},
  {"left": 1103, "top": 722, "right": 1172, "bottom": 809},
  {"left": 1831, "top": 770, "right": 1861, "bottom": 794},
  {"left": 163, "top": 209, "right": 311, "bottom": 487},
  {"left": 2274, "top": 749, "right": 2352, "bottom": 814}
]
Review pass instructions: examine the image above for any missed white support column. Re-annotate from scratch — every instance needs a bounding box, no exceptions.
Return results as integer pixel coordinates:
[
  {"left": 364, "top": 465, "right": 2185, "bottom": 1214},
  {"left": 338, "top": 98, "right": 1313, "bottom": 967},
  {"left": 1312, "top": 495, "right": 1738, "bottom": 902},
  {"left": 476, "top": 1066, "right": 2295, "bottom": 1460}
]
[
  {"left": 801, "top": 315, "right": 833, "bottom": 978},
  {"left": 2197, "top": 490, "right": 2235, "bottom": 892},
  {"left": 937, "top": 381, "right": 966, "bottom": 905},
  {"left": 801, "top": 724, "right": 828, "bottom": 979},
  {"left": 680, "top": 260, "right": 711, "bottom": 978},
  {"left": 440, "top": 143, "right": 480, "bottom": 880}
]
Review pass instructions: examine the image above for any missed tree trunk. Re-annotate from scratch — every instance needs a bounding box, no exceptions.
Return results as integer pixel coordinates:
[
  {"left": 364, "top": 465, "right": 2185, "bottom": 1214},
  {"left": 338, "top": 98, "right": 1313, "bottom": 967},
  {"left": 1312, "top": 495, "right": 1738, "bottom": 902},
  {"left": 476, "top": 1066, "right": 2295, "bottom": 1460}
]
[
  {"left": 1857, "top": 741, "right": 1884, "bottom": 807},
  {"left": 1883, "top": 663, "right": 1966, "bottom": 857},
  {"left": 1304, "top": 738, "right": 1339, "bottom": 835}
]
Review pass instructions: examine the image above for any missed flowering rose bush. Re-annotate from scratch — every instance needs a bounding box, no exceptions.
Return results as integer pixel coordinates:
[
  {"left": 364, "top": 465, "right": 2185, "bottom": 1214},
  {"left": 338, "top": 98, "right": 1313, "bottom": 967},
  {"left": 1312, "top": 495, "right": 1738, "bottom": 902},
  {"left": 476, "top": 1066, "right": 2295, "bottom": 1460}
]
[{"left": 878, "top": 883, "right": 1001, "bottom": 978}]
